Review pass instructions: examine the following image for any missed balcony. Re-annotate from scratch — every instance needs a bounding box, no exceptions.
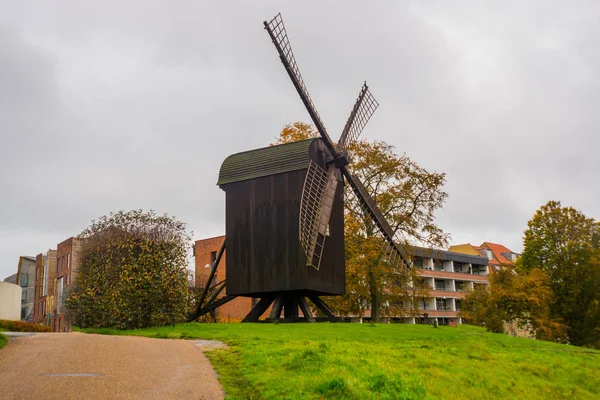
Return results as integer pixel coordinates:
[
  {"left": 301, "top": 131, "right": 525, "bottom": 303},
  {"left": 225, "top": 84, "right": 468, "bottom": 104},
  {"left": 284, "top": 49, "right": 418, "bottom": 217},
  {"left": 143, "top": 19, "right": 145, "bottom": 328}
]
[
  {"left": 422, "top": 310, "right": 459, "bottom": 317},
  {"left": 416, "top": 268, "right": 489, "bottom": 282},
  {"left": 428, "top": 289, "right": 465, "bottom": 298}
]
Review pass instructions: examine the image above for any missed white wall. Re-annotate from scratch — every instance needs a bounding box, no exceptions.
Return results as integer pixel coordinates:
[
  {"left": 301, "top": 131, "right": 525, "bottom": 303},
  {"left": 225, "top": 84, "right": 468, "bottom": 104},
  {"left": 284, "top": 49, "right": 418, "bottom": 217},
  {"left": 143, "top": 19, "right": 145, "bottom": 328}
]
[{"left": 0, "top": 282, "right": 21, "bottom": 321}]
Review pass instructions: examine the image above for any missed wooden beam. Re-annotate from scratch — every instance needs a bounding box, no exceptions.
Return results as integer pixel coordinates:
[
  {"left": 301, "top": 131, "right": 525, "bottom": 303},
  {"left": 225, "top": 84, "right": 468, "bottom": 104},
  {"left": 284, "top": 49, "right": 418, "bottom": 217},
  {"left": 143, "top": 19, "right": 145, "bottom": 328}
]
[
  {"left": 242, "top": 297, "right": 274, "bottom": 322},
  {"left": 298, "top": 297, "right": 315, "bottom": 322},
  {"left": 269, "top": 297, "right": 284, "bottom": 320}
]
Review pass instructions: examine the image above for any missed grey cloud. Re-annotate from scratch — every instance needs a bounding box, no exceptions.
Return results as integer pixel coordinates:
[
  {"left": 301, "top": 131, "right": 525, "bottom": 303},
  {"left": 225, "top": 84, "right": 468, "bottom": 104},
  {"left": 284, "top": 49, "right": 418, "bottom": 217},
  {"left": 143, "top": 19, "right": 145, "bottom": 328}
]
[{"left": 1, "top": 1, "right": 599, "bottom": 277}]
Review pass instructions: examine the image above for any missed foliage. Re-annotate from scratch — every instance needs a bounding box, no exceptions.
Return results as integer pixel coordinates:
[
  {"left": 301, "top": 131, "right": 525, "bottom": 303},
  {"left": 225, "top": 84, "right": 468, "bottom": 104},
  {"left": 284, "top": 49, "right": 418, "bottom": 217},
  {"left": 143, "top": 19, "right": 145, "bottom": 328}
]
[
  {"left": 274, "top": 122, "right": 448, "bottom": 320},
  {"left": 520, "top": 200, "right": 600, "bottom": 348},
  {"left": 460, "top": 268, "right": 565, "bottom": 341},
  {"left": 0, "top": 333, "right": 6, "bottom": 349},
  {"left": 271, "top": 121, "right": 318, "bottom": 145},
  {"left": 65, "top": 210, "right": 192, "bottom": 329},
  {"left": 81, "top": 323, "right": 600, "bottom": 400},
  {"left": 0, "top": 319, "right": 51, "bottom": 332}
]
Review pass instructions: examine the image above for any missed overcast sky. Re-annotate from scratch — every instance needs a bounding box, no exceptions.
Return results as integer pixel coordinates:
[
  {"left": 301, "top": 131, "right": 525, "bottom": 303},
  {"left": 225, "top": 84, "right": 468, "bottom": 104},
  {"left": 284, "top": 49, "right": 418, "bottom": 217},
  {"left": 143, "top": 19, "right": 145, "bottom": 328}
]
[{"left": 1, "top": 1, "right": 598, "bottom": 279}]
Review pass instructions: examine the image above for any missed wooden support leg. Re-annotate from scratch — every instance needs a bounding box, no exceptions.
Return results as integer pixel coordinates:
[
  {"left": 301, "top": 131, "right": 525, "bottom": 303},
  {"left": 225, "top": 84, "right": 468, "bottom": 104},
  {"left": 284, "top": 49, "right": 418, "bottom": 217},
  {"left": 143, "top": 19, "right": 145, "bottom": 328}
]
[
  {"left": 283, "top": 297, "right": 299, "bottom": 320},
  {"left": 269, "top": 297, "right": 284, "bottom": 320},
  {"left": 298, "top": 297, "right": 315, "bottom": 322},
  {"left": 242, "top": 297, "right": 274, "bottom": 322},
  {"left": 308, "top": 295, "right": 339, "bottom": 321}
]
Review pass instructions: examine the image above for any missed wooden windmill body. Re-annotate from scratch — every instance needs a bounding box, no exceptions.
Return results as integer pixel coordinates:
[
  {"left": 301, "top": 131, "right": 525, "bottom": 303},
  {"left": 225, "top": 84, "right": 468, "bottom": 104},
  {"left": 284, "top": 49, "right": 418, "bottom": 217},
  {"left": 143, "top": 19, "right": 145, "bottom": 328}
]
[
  {"left": 191, "top": 13, "right": 412, "bottom": 322},
  {"left": 218, "top": 138, "right": 345, "bottom": 299}
]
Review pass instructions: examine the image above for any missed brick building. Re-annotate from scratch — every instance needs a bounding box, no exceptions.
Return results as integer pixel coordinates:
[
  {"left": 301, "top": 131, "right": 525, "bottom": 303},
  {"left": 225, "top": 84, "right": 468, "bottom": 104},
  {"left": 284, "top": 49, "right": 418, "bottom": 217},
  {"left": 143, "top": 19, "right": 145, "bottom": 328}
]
[
  {"left": 194, "top": 236, "right": 256, "bottom": 321},
  {"left": 53, "top": 237, "right": 84, "bottom": 332},
  {"left": 33, "top": 250, "right": 57, "bottom": 326},
  {"left": 31, "top": 237, "right": 84, "bottom": 332}
]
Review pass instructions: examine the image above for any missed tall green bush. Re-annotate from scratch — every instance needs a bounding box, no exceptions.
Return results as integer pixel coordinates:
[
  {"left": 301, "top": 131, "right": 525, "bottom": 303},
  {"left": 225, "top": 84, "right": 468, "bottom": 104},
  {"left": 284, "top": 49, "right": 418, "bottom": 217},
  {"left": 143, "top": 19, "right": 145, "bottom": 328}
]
[{"left": 66, "top": 210, "right": 191, "bottom": 329}]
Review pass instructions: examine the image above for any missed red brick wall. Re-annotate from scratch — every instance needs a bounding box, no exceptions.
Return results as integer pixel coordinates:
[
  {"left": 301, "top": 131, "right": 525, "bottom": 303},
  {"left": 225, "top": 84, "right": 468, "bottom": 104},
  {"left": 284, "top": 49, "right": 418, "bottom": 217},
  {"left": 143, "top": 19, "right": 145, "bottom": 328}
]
[
  {"left": 194, "top": 236, "right": 255, "bottom": 321},
  {"left": 52, "top": 237, "right": 83, "bottom": 332},
  {"left": 33, "top": 250, "right": 56, "bottom": 326}
]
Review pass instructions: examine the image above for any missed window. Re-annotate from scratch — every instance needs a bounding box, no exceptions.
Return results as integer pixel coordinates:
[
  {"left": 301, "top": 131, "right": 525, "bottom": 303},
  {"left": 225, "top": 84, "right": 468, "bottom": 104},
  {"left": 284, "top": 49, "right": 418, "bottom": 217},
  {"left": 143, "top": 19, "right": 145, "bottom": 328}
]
[
  {"left": 486, "top": 249, "right": 493, "bottom": 260},
  {"left": 67, "top": 254, "right": 71, "bottom": 269},
  {"left": 21, "top": 288, "right": 27, "bottom": 301},
  {"left": 21, "top": 307, "right": 27, "bottom": 320},
  {"left": 412, "top": 257, "right": 423, "bottom": 268},
  {"left": 56, "top": 277, "right": 64, "bottom": 314},
  {"left": 42, "top": 258, "right": 48, "bottom": 296},
  {"left": 20, "top": 273, "right": 28, "bottom": 287},
  {"left": 433, "top": 259, "right": 443, "bottom": 271},
  {"left": 436, "top": 298, "right": 449, "bottom": 311},
  {"left": 435, "top": 280, "right": 445, "bottom": 291},
  {"left": 455, "top": 281, "right": 465, "bottom": 291},
  {"left": 210, "top": 251, "right": 217, "bottom": 264}
]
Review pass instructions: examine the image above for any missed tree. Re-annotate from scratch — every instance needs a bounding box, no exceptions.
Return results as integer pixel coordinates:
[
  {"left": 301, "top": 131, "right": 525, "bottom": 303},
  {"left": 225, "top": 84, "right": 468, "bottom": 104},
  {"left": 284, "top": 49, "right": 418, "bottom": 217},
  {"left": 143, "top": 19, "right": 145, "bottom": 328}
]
[
  {"left": 273, "top": 122, "right": 448, "bottom": 320},
  {"left": 520, "top": 201, "right": 600, "bottom": 347},
  {"left": 65, "top": 210, "right": 192, "bottom": 329},
  {"left": 271, "top": 121, "right": 318, "bottom": 145},
  {"left": 460, "top": 266, "right": 565, "bottom": 340}
]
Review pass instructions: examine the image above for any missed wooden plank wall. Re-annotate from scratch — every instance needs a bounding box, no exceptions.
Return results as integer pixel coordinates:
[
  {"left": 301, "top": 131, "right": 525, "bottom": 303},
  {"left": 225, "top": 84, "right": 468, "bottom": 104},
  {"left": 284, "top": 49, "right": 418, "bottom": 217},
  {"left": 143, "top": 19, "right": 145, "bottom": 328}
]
[{"left": 223, "top": 140, "right": 345, "bottom": 297}]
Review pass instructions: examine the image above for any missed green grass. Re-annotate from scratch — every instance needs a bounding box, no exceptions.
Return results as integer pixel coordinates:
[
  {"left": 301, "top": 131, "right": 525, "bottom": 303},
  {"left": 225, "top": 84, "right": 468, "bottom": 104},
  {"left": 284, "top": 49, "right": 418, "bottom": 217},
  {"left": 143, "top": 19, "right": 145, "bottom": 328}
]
[
  {"left": 0, "top": 333, "right": 7, "bottom": 349},
  {"left": 81, "top": 323, "right": 600, "bottom": 399}
]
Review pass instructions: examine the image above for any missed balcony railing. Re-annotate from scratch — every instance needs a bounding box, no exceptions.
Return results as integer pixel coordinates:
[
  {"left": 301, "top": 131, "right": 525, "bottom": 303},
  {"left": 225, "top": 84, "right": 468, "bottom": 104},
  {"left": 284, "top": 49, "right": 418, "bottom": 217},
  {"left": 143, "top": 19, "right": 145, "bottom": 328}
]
[{"left": 417, "top": 267, "right": 489, "bottom": 278}]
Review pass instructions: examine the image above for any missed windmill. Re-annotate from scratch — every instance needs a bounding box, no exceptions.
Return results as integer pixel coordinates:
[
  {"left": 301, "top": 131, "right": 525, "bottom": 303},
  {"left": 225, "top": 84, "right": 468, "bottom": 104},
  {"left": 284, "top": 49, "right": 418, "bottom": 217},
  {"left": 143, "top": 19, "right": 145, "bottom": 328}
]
[{"left": 190, "top": 13, "right": 410, "bottom": 322}]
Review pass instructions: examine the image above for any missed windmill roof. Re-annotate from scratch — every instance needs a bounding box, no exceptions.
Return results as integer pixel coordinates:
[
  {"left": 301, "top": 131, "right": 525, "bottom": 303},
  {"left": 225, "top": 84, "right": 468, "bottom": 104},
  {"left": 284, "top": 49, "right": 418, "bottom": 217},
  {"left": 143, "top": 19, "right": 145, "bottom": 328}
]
[{"left": 218, "top": 138, "right": 319, "bottom": 186}]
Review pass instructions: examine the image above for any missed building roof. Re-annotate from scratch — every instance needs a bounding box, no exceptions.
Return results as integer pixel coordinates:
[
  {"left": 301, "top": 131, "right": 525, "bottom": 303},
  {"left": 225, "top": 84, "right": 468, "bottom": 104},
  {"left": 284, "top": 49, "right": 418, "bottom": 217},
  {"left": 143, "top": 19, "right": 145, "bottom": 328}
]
[
  {"left": 3, "top": 273, "right": 17, "bottom": 284},
  {"left": 409, "top": 246, "right": 489, "bottom": 265},
  {"left": 478, "top": 242, "right": 515, "bottom": 266},
  {"left": 448, "top": 244, "right": 482, "bottom": 256},
  {"left": 217, "top": 138, "right": 318, "bottom": 186},
  {"left": 22, "top": 256, "right": 36, "bottom": 262},
  {"left": 449, "top": 242, "right": 517, "bottom": 266}
]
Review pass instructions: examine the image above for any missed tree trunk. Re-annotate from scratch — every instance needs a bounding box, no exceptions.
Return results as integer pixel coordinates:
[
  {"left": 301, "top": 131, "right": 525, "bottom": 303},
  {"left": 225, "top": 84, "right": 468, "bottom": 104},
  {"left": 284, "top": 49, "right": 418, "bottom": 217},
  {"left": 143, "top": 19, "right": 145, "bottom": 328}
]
[{"left": 369, "top": 268, "right": 380, "bottom": 322}]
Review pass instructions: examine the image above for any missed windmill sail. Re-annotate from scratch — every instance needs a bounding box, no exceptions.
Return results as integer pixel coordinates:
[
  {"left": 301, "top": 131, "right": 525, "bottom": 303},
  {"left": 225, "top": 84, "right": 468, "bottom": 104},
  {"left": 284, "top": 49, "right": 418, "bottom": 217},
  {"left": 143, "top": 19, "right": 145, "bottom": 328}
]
[
  {"left": 266, "top": 12, "right": 410, "bottom": 272},
  {"left": 338, "top": 83, "right": 379, "bottom": 151},
  {"left": 264, "top": 14, "right": 336, "bottom": 152},
  {"left": 299, "top": 161, "right": 340, "bottom": 270}
]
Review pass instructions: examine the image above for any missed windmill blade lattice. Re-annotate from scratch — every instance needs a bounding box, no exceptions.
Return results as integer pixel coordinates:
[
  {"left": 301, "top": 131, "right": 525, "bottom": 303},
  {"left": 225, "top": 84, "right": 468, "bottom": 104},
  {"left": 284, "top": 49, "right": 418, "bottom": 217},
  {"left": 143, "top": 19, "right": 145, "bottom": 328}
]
[
  {"left": 264, "top": 14, "right": 336, "bottom": 150},
  {"left": 299, "top": 160, "right": 329, "bottom": 270},
  {"left": 338, "top": 83, "right": 380, "bottom": 151}
]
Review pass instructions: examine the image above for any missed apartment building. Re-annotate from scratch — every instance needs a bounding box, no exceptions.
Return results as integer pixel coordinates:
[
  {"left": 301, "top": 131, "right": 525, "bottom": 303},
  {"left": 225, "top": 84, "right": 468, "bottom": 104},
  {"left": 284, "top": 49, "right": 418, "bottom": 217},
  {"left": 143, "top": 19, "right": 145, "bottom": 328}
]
[
  {"left": 194, "top": 236, "right": 490, "bottom": 324},
  {"left": 408, "top": 248, "right": 490, "bottom": 325},
  {"left": 33, "top": 250, "right": 57, "bottom": 326},
  {"left": 16, "top": 256, "right": 37, "bottom": 321}
]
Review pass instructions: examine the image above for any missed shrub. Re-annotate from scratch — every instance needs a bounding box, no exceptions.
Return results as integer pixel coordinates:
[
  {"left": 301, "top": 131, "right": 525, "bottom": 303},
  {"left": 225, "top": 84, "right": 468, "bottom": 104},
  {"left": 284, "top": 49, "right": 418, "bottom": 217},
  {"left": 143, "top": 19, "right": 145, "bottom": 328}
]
[
  {"left": 0, "top": 319, "right": 52, "bottom": 332},
  {"left": 65, "top": 210, "right": 192, "bottom": 329}
]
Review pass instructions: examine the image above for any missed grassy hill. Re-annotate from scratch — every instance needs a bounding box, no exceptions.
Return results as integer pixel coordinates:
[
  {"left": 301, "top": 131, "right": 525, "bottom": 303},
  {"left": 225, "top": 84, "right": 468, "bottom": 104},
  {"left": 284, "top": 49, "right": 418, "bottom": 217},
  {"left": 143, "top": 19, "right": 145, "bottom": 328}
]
[{"left": 82, "top": 323, "right": 599, "bottom": 399}]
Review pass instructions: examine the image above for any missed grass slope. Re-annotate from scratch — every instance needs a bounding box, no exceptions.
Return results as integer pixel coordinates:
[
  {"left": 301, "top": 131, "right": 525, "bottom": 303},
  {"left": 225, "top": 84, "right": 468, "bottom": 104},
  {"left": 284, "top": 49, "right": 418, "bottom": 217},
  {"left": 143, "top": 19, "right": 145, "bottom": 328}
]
[
  {"left": 0, "top": 333, "right": 7, "bottom": 349},
  {"left": 82, "top": 323, "right": 600, "bottom": 399}
]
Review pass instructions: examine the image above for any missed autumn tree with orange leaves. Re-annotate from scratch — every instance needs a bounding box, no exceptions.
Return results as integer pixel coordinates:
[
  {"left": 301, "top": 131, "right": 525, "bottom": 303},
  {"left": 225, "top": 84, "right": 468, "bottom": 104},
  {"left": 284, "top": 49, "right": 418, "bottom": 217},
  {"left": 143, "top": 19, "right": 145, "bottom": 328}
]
[{"left": 273, "top": 122, "right": 448, "bottom": 320}]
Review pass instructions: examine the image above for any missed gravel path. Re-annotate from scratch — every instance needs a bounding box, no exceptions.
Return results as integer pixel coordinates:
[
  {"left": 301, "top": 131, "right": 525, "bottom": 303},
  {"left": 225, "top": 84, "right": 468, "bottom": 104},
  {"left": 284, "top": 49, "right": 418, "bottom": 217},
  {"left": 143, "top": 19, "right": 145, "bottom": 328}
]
[{"left": 0, "top": 332, "right": 224, "bottom": 400}]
